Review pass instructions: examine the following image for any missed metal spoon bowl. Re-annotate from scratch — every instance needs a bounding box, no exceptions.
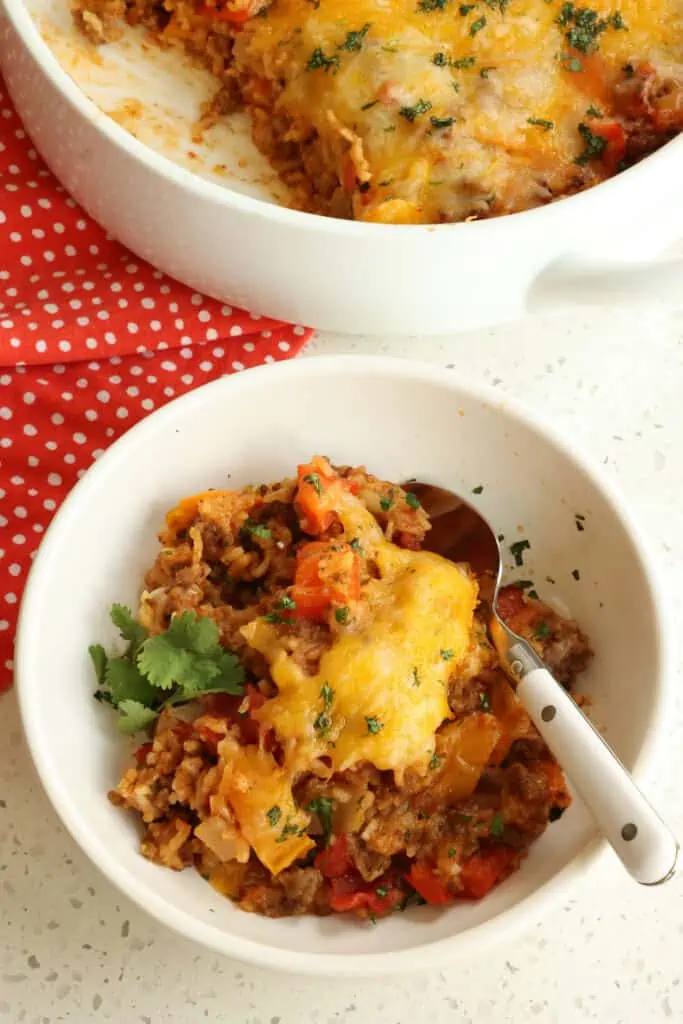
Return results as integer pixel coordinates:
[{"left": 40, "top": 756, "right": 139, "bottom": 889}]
[{"left": 409, "top": 480, "right": 678, "bottom": 887}]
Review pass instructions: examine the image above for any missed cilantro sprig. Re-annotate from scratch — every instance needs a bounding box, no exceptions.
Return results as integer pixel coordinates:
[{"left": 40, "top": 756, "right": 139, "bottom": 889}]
[{"left": 90, "top": 605, "right": 245, "bottom": 734}]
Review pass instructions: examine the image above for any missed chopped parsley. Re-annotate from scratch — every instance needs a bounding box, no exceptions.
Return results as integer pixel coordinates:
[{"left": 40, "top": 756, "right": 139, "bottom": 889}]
[
  {"left": 429, "top": 753, "right": 443, "bottom": 770},
  {"left": 365, "top": 716, "right": 384, "bottom": 734},
  {"left": 276, "top": 818, "right": 306, "bottom": 844},
  {"left": 242, "top": 519, "right": 272, "bottom": 541},
  {"left": 470, "top": 15, "right": 486, "bottom": 34},
  {"left": 412, "top": 666, "right": 421, "bottom": 687},
  {"left": 306, "top": 47, "right": 340, "bottom": 73},
  {"left": 459, "top": 2, "right": 476, "bottom": 11},
  {"left": 266, "top": 805, "right": 282, "bottom": 827},
  {"left": 534, "top": 620, "right": 551, "bottom": 639},
  {"left": 575, "top": 122, "right": 607, "bottom": 164},
  {"left": 440, "top": 649, "right": 454, "bottom": 661},
  {"left": 490, "top": 811, "right": 505, "bottom": 837},
  {"left": 303, "top": 472, "right": 322, "bottom": 495},
  {"left": 405, "top": 491, "right": 421, "bottom": 508},
  {"left": 265, "top": 611, "right": 287, "bottom": 624},
  {"left": 528, "top": 117, "right": 555, "bottom": 131},
  {"left": 561, "top": 53, "right": 583, "bottom": 72},
  {"left": 276, "top": 594, "right": 296, "bottom": 611},
  {"left": 452, "top": 55, "right": 476, "bottom": 68},
  {"left": 586, "top": 104, "right": 603, "bottom": 118},
  {"left": 418, "top": 0, "right": 451, "bottom": 10},
  {"left": 472, "top": 484, "right": 484, "bottom": 494},
  {"left": 399, "top": 99, "right": 433, "bottom": 122},
  {"left": 572, "top": 568, "right": 581, "bottom": 580},
  {"left": 448, "top": 847, "right": 456, "bottom": 857},
  {"left": 89, "top": 607, "right": 245, "bottom": 734},
  {"left": 485, "top": 0, "right": 508, "bottom": 9},
  {"left": 479, "top": 66, "right": 495, "bottom": 77},
  {"left": 350, "top": 538, "right": 362, "bottom": 553},
  {"left": 556, "top": 4, "right": 626, "bottom": 55},
  {"left": 430, "top": 115, "right": 456, "bottom": 129},
  {"left": 575, "top": 513, "right": 586, "bottom": 532},
  {"left": 375, "top": 886, "right": 389, "bottom": 898},
  {"left": 479, "top": 691, "right": 491, "bottom": 711},
  {"left": 339, "top": 23, "right": 371, "bottom": 51},
  {"left": 335, "top": 606, "right": 350, "bottom": 624},
  {"left": 509, "top": 538, "right": 530, "bottom": 566},
  {"left": 400, "top": 892, "right": 427, "bottom": 910},
  {"left": 321, "top": 681, "right": 335, "bottom": 710},
  {"left": 307, "top": 796, "right": 335, "bottom": 845},
  {"left": 380, "top": 494, "right": 395, "bottom": 511},
  {"left": 314, "top": 711, "right": 332, "bottom": 735},
  {"left": 361, "top": 99, "right": 379, "bottom": 111}
]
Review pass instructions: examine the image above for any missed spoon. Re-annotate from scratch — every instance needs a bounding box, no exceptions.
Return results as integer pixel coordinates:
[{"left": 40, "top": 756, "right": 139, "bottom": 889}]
[{"left": 408, "top": 481, "right": 679, "bottom": 887}]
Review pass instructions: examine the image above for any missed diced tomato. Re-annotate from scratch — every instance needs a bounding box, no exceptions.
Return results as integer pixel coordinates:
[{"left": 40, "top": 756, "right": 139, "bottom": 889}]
[
  {"left": 329, "top": 878, "right": 402, "bottom": 917},
  {"left": 134, "top": 742, "right": 152, "bottom": 765},
  {"left": 292, "top": 541, "right": 361, "bottom": 621},
  {"left": 203, "top": 685, "right": 266, "bottom": 746},
  {"left": 197, "top": 726, "right": 223, "bottom": 752},
  {"left": 198, "top": 2, "right": 250, "bottom": 22},
  {"left": 496, "top": 584, "right": 527, "bottom": 622},
  {"left": 395, "top": 530, "right": 421, "bottom": 551},
  {"left": 294, "top": 457, "right": 339, "bottom": 535},
  {"left": 459, "top": 846, "right": 519, "bottom": 900},
  {"left": 316, "top": 834, "right": 352, "bottom": 879},
  {"left": 590, "top": 121, "right": 627, "bottom": 172},
  {"left": 405, "top": 863, "right": 454, "bottom": 905}
]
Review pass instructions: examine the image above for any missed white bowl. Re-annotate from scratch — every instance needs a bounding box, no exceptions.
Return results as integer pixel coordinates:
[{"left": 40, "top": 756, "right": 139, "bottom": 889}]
[
  {"left": 2, "top": 0, "right": 683, "bottom": 334},
  {"left": 16, "top": 356, "right": 674, "bottom": 975}
]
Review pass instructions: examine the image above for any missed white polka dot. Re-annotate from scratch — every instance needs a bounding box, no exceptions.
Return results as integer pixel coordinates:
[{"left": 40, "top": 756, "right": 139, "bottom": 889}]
[
  {"left": 141, "top": 399, "right": 154, "bottom": 411},
  {"left": 9, "top": 564, "right": 21, "bottom": 577},
  {"left": 85, "top": 410, "right": 98, "bottom": 422},
  {"left": 191, "top": 293, "right": 203, "bottom": 306},
  {"left": 13, "top": 506, "right": 27, "bottom": 518},
  {"left": 52, "top": 413, "right": 64, "bottom": 426},
  {"left": 200, "top": 361, "right": 213, "bottom": 372},
  {"left": 0, "top": 407, "right": 12, "bottom": 420},
  {"left": 141, "top": 297, "right": 155, "bottom": 309},
  {"left": 293, "top": 325, "right": 307, "bottom": 336},
  {"left": 116, "top": 407, "right": 129, "bottom": 419},
  {"left": 10, "top": 475, "right": 24, "bottom": 486},
  {"left": 27, "top": 456, "right": 39, "bottom": 467},
  {"left": 161, "top": 361, "right": 177, "bottom": 372},
  {"left": 5, "top": 593, "right": 17, "bottom": 605},
  {"left": 23, "top": 424, "right": 37, "bottom": 436},
  {"left": 73, "top": 432, "right": 87, "bottom": 444},
  {"left": 126, "top": 386, "right": 140, "bottom": 397},
  {"left": 206, "top": 328, "right": 218, "bottom": 341},
  {"left": 43, "top": 499, "right": 56, "bottom": 511},
  {"left": 48, "top": 473, "right": 62, "bottom": 486},
  {"left": 229, "top": 325, "right": 243, "bottom": 337},
  {"left": 96, "top": 390, "right": 110, "bottom": 404},
  {"left": 198, "top": 310, "right": 211, "bottom": 323},
  {"left": 12, "top": 534, "right": 26, "bottom": 545},
  {"left": 127, "top": 322, "right": 139, "bottom": 334},
  {"left": 33, "top": 523, "right": 44, "bottom": 534},
  {"left": 231, "top": 361, "right": 245, "bottom": 372},
  {"left": 64, "top": 453, "right": 76, "bottom": 465},
  {"left": 150, "top": 320, "right": 162, "bottom": 332},
  {"left": 278, "top": 341, "right": 291, "bottom": 352}
]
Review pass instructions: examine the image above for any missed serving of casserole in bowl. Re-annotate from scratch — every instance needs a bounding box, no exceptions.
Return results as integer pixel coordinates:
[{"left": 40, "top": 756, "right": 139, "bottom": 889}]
[
  {"left": 2, "top": 0, "right": 683, "bottom": 331},
  {"left": 15, "top": 356, "right": 673, "bottom": 974}
]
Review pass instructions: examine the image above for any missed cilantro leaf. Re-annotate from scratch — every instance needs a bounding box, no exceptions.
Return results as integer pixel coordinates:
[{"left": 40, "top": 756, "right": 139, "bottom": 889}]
[
  {"left": 166, "top": 611, "right": 220, "bottom": 655},
  {"left": 117, "top": 700, "right": 158, "bottom": 735},
  {"left": 209, "top": 649, "right": 246, "bottom": 695},
  {"left": 110, "top": 604, "right": 148, "bottom": 652},
  {"left": 307, "top": 796, "right": 335, "bottom": 846},
  {"left": 88, "top": 644, "right": 108, "bottom": 687},
  {"left": 137, "top": 635, "right": 194, "bottom": 691},
  {"left": 106, "top": 656, "right": 159, "bottom": 706}
]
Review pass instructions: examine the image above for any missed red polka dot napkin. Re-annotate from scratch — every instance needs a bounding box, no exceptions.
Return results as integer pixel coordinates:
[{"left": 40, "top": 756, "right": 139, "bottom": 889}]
[{"left": 0, "top": 78, "right": 312, "bottom": 691}]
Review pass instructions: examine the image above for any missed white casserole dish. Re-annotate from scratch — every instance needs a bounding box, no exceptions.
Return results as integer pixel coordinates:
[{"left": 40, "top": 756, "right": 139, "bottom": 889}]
[{"left": 1, "top": 0, "right": 683, "bottom": 334}]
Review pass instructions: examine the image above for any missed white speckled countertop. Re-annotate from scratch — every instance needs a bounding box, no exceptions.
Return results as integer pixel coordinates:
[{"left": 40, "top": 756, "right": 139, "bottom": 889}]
[{"left": 2, "top": 309, "right": 683, "bottom": 1023}]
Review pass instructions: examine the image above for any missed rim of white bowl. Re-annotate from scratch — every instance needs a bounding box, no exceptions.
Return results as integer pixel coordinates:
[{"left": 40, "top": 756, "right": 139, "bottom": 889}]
[
  {"left": 16, "top": 356, "right": 677, "bottom": 977},
  {"left": 4, "top": 0, "right": 683, "bottom": 240}
]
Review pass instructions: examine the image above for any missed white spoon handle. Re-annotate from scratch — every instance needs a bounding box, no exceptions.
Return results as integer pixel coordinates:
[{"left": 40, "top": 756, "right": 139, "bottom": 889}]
[{"left": 507, "top": 641, "right": 679, "bottom": 886}]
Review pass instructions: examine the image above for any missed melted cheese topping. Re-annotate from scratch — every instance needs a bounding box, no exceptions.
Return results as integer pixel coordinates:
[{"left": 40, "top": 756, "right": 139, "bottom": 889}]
[
  {"left": 225, "top": 493, "right": 479, "bottom": 870},
  {"left": 235, "top": 0, "right": 683, "bottom": 222}
]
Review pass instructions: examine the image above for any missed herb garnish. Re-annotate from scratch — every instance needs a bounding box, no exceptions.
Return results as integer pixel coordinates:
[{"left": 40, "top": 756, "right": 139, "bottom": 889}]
[
  {"left": 321, "top": 681, "right": 335, "bottom": 710},
  {"left": 400, "top": 892, "right": 427, "bottom": 910},
  {"left": 470, "top": 15, "right": 486, "bottom": 34},
  {"left": 572, "top": 568, "right": 581, "bottom": 580},
  {"left": 556, "top": 3, "right": 624, "bottom": 53},
  {"left": 459, "top": 2, "right": 476, "bottom": 12},
  {"left": 339, "top": 23, "right": 371, "bottom": 51},
  {"left": 534, "top": 620, "right": 551, "bottom": 639},
  {"left": 472, "top": 484, "right": 484, "bottom": 494},
  {"left": 509, "top": 538, "right": 530, "bottom": 566},
  {"left": 365, "top": 716, "right": 383, "bottom": 734},
  {"left": 490, "top": 811, "right": 505, "bottom": 836},
  {"left": 306, "top": 47, "right": 340, "bottom": 73},
  {"left": 267, "top": 806, "right": 282, "bottom": 827},
  {"left": 440, "top": 649, "right": 454, "bottom": 661},
  {"left": 361, "top": 99, "right": 379, "bottom": 111},
  {"left": 405, "top": 491, "right": 421, "bottom": 508},
  {"left": 376, "top": 886, "right": 389, "bottom": 898},
  {"left": 276, "top": 818, "right": 306, "bottom": 844},
  {"left": 89, "top": 606, "right": 244, "bottom": 734},
  {"left": 429, "top": 753, "right": 443, "bottom": 770},
  {"left": 399, "top": 99, "right": 433, "bottom": 122},
  {"left": 418, "top": 0, "right": 451, "bottom": 11},
  {"left": 303, "top": 472, "right": 322, "bottom": 495},
  {"left": 307, "top": 796, "right": 335, "bottom": 845},
  {"left": 430, "top": 115, "right": 456, "bottom": 129},
  {"left": 575, "top": 122, "right": 607, "bottom": 164},
  {"left": 242, "top": 518, "right": 272, "bottom": 541},
  {"left": 528, "top": 117, "right": 554, "bottom": 130},
  {"left": 560, "top": 52, "right": 583, "bottom": 72},
  {"left": 479, "top": 691, "right": 491, "bottom": 711},
  {"left": 350, "top": 538, "right": 362, "bottom": 553},
  {"left": 412, "top": 666, "right": 421, "bottom": 687},
  {"left": 586, "top": 104, "right": 603, "bottom": 118},
  {"left": 335, "top": 606, "right": 350, "bottom": 624},
  {"left": 575, "top": 513, "right": 586, "bottom": 532},
  {"left": 276, "top": 594, "right": 297, "bottom": 611},
  {"left": 380, "top": 495, "right": 395, "bottom": 511}
]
